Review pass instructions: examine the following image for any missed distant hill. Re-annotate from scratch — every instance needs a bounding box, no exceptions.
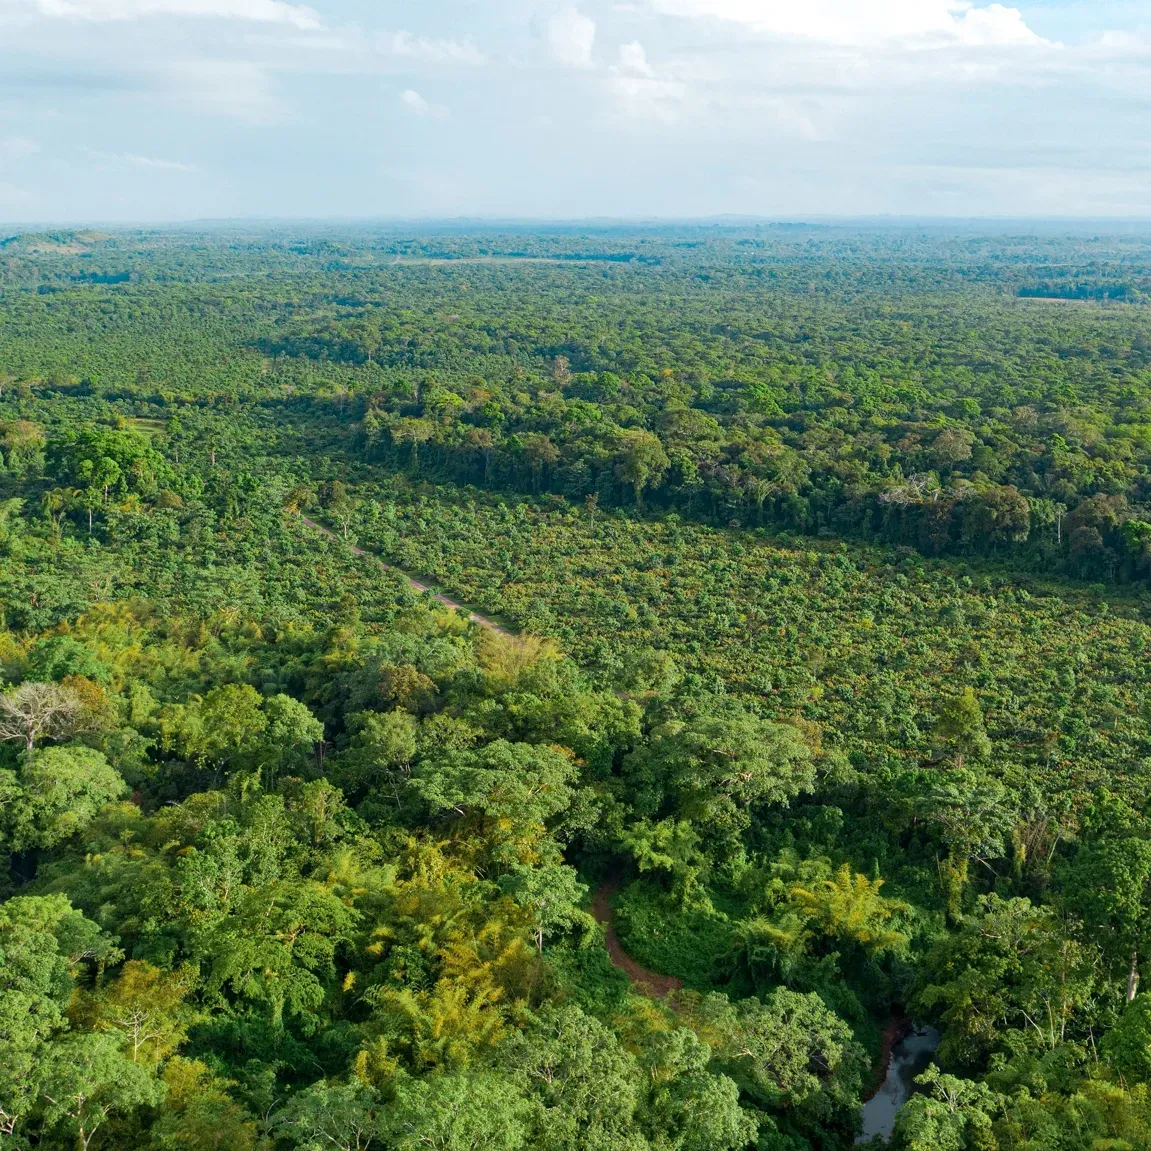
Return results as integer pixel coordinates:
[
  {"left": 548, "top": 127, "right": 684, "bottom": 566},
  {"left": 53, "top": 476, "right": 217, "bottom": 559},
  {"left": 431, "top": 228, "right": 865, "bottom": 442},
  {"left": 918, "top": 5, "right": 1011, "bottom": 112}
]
[{"left": 0, "top": 230, "right": 113, "bottom": 254}]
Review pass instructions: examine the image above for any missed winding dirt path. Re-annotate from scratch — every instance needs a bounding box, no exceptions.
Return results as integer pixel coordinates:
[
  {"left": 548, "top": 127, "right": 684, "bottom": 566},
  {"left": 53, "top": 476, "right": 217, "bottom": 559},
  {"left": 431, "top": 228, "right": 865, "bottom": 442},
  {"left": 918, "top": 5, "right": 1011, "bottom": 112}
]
[
  {"left": 306, "top": 515, "right": 682, "bottom": 999},
  {"left": 592, "top": 881, "right": 683, "bottom": 999},
  {"left": 300, "top": 515, "right": 515, "bottom": 637}
]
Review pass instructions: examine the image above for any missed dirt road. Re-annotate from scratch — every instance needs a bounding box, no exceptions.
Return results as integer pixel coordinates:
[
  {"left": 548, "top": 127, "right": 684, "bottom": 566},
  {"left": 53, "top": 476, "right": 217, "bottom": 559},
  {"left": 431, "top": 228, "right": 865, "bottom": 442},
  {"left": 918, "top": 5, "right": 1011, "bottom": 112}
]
[
  {"left": 304, "top": 515, "right": 681, "bottom": 998},
  {"left": 300, "top": 515, "right": 515, "bottom": 637},
  {"left": 592, "top": 881, "right": 683, "bottom": 999}
]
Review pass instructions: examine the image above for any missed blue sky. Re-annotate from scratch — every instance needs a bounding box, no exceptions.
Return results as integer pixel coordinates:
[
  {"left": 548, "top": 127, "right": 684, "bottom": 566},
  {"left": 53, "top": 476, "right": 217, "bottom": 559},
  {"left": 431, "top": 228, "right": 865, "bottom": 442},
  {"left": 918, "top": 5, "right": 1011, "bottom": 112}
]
[{"left": 1, "top": 0, "right": 1149, "bottom": 222}]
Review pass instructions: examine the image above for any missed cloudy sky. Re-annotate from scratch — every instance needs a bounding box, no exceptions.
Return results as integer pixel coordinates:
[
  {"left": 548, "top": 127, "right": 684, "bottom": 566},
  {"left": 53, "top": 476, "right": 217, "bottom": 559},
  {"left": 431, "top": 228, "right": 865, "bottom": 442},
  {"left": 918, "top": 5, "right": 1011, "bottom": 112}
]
[{"left": 1, "top": 0, "right": 1149, "bottom": 222}]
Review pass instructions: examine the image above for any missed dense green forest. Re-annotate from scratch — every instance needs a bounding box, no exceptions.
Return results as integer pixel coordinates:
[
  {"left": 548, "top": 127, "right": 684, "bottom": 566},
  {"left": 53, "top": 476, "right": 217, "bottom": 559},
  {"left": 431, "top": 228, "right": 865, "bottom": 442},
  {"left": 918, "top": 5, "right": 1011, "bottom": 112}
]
[{"left": 4, "top": 223, "right": 1151, "bottom": 1150}]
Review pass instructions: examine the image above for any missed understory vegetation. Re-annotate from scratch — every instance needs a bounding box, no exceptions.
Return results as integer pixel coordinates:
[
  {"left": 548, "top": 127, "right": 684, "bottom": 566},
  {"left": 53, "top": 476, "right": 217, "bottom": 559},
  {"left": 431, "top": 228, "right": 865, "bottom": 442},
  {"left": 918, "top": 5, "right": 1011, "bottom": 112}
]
[{"left": 3, "top": 223, "right": 1151, "bottom": 1150}]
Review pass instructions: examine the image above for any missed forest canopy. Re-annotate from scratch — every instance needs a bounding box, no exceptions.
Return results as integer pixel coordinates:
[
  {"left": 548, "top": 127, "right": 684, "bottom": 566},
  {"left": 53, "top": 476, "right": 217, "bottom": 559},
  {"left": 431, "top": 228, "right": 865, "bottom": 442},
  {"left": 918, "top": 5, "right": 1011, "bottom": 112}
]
[{"left": 3, "top": 223, "right": 1151, "bottom": 1151}]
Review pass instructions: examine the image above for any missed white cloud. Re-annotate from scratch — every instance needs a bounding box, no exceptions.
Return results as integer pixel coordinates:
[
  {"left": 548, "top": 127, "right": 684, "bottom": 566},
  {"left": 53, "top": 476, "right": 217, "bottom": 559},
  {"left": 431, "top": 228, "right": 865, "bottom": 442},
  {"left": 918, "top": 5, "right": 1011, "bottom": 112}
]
[
  {"left": 608, "top": 40, "right": 683, "bottom": 120},
  {"left": 1095, "top": 29, "right": 1151, "bottom": 52},
  {"left": 164, "top": 60, "right": 279, "bottom": 121},
  {"left": 766, "top": 97, "right": 823, "bottom": 139},
  {"left": 647, "top": 0, "right": 1044, "bottom": 48},
  {"left": 127, "top": 153, "right": 196, "bottom": 170},
  {"left": 33, "top": 0, "right": 320, "bottom": 28},
  {"left": 607, "top": 74, "right": 685, "bottom": 121},
  {"left": 0, "top": 0, "right": 1146, "bottom": 219},
  {"left": 617, "top": 41, "right": 654, "bottom": 76},
  {"left": 400, "top": 88, "right": 448, "bottom": 119},
  {"left": 0, "top": 136, "right": 40, "bottom": 159},
  {"left": 389, "top": 30, "right": 484, "bottom": 64},
  {"left": 86, "top": 149, "right": 197, "bottom": 170},
  {"left": 547, "top": 6, "right": 596, "bottom": 68}
]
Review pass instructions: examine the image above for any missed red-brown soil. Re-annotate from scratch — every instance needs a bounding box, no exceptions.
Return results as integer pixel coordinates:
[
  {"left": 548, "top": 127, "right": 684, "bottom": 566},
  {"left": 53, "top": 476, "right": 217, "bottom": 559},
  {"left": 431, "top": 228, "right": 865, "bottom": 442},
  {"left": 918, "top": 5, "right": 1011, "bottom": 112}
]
[
  {"left": 592, "top": 881, "right": 683, "bottom": 1000},
  {"left": 309, "top": 514, "right": 686, "bottom": 1001}
]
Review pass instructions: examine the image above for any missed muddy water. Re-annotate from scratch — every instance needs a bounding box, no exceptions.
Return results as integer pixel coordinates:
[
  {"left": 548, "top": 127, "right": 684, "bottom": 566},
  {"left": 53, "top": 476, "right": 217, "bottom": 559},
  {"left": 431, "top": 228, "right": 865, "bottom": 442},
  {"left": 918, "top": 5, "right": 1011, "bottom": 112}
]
[{"left": 856, "top": 1025, "right": 941, "bottom": 1143}]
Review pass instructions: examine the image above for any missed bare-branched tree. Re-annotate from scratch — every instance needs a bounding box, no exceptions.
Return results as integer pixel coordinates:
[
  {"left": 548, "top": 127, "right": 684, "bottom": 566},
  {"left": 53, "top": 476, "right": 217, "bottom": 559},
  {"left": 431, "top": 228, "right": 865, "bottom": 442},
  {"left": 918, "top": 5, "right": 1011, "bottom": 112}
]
[{"left": 0, "top": 681, "right": 83, "bottom": 752}]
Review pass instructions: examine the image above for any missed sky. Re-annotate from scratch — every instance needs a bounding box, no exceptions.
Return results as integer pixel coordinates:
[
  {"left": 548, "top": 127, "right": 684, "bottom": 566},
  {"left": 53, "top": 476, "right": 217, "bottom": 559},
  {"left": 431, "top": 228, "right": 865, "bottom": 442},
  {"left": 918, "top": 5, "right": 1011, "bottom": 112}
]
[{"left": 1, "top": 0, "right": 1150, "bottom": 222}]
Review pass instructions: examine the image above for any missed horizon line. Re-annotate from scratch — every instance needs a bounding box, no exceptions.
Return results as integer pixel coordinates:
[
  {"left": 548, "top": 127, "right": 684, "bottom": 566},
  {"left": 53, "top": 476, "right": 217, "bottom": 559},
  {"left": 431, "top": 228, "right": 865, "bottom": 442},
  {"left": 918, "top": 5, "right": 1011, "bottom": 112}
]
[{"left": 5, "top": 214, "right": 1151, "bottom": 236}]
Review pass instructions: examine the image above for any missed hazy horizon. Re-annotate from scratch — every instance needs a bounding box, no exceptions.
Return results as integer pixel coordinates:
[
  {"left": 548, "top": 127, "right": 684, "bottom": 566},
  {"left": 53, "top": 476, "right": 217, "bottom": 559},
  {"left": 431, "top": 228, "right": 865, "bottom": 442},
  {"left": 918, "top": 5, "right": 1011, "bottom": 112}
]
[{"left": 8, "top": 215, "right": 1151, "bottom": 231}]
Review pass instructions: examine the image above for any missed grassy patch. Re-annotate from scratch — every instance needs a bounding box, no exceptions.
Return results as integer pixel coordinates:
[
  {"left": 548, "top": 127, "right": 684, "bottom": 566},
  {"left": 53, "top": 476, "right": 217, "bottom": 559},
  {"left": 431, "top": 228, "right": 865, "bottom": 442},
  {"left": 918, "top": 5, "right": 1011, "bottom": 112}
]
[{"left": 613, "top": 881, "right": 735, "bottom": 989}]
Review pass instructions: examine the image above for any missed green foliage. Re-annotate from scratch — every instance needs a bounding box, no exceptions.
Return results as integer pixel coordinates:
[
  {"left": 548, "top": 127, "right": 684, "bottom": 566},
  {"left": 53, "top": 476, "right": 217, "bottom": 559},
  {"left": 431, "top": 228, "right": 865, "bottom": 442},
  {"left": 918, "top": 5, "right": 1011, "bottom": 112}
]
[
  {"left": 0, "top": 895, "right": 115, "bottom": 1145},
  {"left": 26, "top": 635, "right": 111, "bottom": 683},
  {"left": 37, "top": 1031, "right": 163, "bottom": 1150},
  {"left": 270, "top": 1079, "right": 387, "bottom": 1151},
  {"left": 498, "top": 862, "right": 591, "bottom": 954},
  {"left": 0, "top": 744, "right": 126, "bottom": 851},
  {"left": 151, "top": 1057, "right": 259, "bottom": 1151},
  {"left": 915, "top": 895, "right": 1099, "bottom": 1067},
  {"left": 892, "top": 1066, "right": 997, "bottom": 1151},
  {"left": 6, "top": 225, "right": 1151, "bottom": 1151},
  {"left": 1103, "top": 994, "right": 1151, "bottom": 1083},
  {"left": 387, "top": 1072, "right": 532, "bottom": 1151},
  {"left": 71, "top": 959, "right": 200, "bottom": 1067},
  {"left": 1058, "top": 808, "right": 1151, "bottom": 987},
  {"left": 787, "top": 863, "right": 909, "bottom": 954},
  {"left": 497, "top": 1005, "right": 646, "bottom": 1151},
  {"left": 682, "top": 986, "right": 867, "bottom": 1143},
  {"left": 614, "top": 882, "right": 732, "bottom": 987},
  {"left": 932, "top": 688, "right": 992, "bottom": 766},
  {"left": 362, "top": 487, "right": 1151, "bottom": 828},
  {"left": 622, "top": 711, "right": 813, "bottom": 840}
]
